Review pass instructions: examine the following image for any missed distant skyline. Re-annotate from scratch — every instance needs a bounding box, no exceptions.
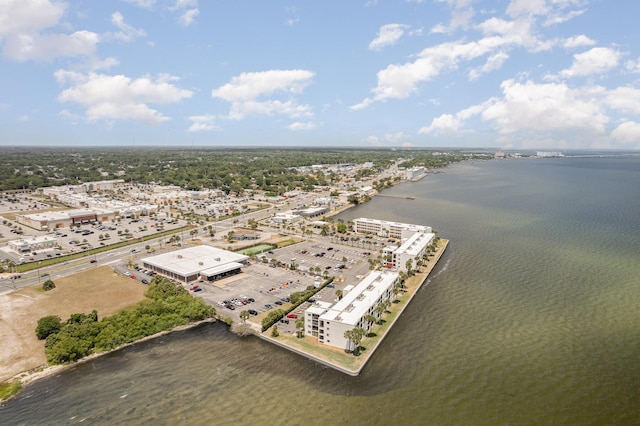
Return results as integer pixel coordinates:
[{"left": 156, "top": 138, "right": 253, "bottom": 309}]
[{"left": 1, "top": 0, "right": 640, "bottom": 150}]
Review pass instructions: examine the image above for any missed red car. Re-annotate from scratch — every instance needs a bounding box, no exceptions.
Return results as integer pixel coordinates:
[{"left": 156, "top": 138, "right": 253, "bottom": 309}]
[
  {"left": 89, "top": 259, "right": 97, "bottom": 263},
  {"left": 286, "top": 313, "right": 298, "bottom": 319},
  {"left": 129, "top": 274, "right": 136, "bottom": 279}
]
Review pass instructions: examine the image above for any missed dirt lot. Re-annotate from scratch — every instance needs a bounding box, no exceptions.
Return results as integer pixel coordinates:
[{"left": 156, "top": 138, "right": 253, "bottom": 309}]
[{"left": 0, "top": 266, "right": 147, "bottom": 381}]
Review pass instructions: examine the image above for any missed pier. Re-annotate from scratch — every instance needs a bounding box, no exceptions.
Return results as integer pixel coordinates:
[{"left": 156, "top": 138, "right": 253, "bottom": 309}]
[{"left": 376, "top": 194, "right": 415, "bottom": 200}]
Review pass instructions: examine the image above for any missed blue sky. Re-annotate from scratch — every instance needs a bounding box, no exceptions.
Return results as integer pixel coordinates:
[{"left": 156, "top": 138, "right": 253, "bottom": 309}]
[{"left": 1, "top": 0, "right": 640, "bottom": 150}]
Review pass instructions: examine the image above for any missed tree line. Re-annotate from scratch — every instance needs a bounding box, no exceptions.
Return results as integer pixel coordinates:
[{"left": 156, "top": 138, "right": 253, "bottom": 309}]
[
  {"left": 35, "top": 276, "right": 215, "bottom": 365},
  {"left": 0, "top": 147, "right": 487, "bottom": 192}
]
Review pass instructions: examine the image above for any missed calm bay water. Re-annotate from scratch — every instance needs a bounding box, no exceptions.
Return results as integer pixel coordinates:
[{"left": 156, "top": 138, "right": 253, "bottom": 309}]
[{"left": 2, "top": 156, "right": 640, "bottom": 425}]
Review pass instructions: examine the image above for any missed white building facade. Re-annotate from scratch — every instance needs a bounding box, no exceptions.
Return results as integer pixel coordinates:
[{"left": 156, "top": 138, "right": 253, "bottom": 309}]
[
  {"left": 352, "top": 217, "right": 431, "bottom": 239},
  {"left": 304, "top": 270, "right": 400, "bottom": 350}
]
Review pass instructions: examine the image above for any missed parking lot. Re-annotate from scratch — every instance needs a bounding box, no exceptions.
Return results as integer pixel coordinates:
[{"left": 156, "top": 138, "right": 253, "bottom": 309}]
[
  {"left": 0, "top": 215, "right": 186, "bottom": 266},
  {"left": 187, "top": 237, "right": 376, "bottom": 332}
]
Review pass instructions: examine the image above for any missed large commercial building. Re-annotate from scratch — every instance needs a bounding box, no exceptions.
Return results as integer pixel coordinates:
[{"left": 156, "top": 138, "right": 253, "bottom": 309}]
[
  {"left": 15, "top": 208, "right": 116, "bottom": 231},
  {"left": 304, "top": 270, "right": 400, "bottom": 351},
  {"left": 141, "top": 246, "right": 249, "bottom": 284}
]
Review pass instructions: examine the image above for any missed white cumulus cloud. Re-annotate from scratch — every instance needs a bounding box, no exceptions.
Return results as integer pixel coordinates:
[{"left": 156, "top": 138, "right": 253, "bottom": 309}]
[
  {"left": 178, "top": 9, "right": 199, "bottom": 26},
  {"left": 288, "top": 121, "right": 316, "bottom": 131},
  {"left": 0, "top": 0, "right": 100, "bottom": 62},
  {"left": 123, "top": 0, "right": 157, "bottom": 9},
  {"left": 368, "top": 24, "right": 409, "bottom": 51},
  {"left": 188, "top": 114, "right": 218, "bottom": 132},
  {"left": 212, "top": 69, "right": 315, "bottom": 120},
  {"left": 55, "top": 70, "right": 193, "bottom": 125},
  {"left": 610, "top": 121, "right": 640, "bottom": 146},
  {"left": 482, "top": 79, "right": 608, "bottom": 134},
  {"left": 562, "top": 35, "right": 596, "bottom": 49},
  {"left": 558, "top": 47, "right": 622, "bottom": 79},
  {"left": 108, "top": 12, "right": 146, "bottom": 42}
]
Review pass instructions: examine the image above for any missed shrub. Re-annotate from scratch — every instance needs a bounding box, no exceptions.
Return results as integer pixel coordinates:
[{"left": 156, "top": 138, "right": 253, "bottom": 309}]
[
  {"left": 35, "top": 315, "right": 62, "bottom": 340},
  {"left": 42, "top": 279, "right": 56, "bottom": 291}
]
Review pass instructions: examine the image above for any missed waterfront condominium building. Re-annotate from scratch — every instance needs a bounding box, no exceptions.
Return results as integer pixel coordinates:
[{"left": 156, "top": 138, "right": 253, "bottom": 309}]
[
  {"left": 353, "top": 218, "right": 435, "bottom": 272},
  {"left": 352, "top": 217, "right": 431, "bottom": 240},
  {"left": 383, "top": 230, "right": 435, "bottom": 271},
  {"left": 304, "top": 270, "right": 400, "bottom": 351}
]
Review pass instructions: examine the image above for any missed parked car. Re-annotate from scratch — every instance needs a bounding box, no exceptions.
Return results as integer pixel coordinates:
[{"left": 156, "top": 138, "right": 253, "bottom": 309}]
[
  {"left": 141, "top": 279, "right": 149, "bottom": 284},
  {"left": 286, "top": 313, "right": 298, "bottom": 319},
  {"left": 248, "top": 309, "right": 258, "bottom": 316}
]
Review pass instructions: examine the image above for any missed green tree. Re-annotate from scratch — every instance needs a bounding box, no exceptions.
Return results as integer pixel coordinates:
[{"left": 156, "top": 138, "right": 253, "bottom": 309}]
[
  {"left": 239, "top": 310, "right": 250, "bottom": 324},
  {"left": 42, "top": 279, "right": 56, "bottom": 291},
  {"left": 271, "top": 325, "right": 280, "bottom": 337},
  {"left": 351, "top": 327, "right": 365, "bottom": 354},
  {"left": 295, "top": 317, "right": 305, "bottom": 338},
  {"left": 35, "top": 315, "right": 62, "bottom": 340},
  {"left": 344, "top": 327, "right": 365, "bottom": 354},
  {"left": 363, "top": 314, "right": 377, "bottom": 330},
  {"left": 335, "top": 289, "right": 343, "bottom": 300},
  {"left": 347, "top": 194, "right": 360, "bottom": 205}
]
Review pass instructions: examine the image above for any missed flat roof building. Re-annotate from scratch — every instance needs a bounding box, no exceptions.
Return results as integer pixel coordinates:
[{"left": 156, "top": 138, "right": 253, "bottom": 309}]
[
  {"left": 141, "top": 245, "right": 249, "bottom": 284},
  {"left": 15, "top": 208, "right": 116, "bottom": 230},
  {"left": 304, "top": 270, "right": 399, "bottom": 351},
  {"left": 8, "top": 235, "right": 58, "bottom": 254},
  {"left": 352, "top": 217, "right": 431, "bottom": 239}
]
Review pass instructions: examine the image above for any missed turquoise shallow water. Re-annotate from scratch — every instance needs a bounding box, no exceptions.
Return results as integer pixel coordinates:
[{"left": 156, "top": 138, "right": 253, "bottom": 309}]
[{"left": 2, "top": 156, "right": 640, "bottom": 425}]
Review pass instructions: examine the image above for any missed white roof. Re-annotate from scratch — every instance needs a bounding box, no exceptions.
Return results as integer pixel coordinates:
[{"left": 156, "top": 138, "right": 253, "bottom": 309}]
[
  {"left": 142, "top": 246, "right": 248, "bottom": 277},
  {"left": 395, "top": 232, "right": 435, "bottom": 256},
  {"left": 320, "top": 271, "right": 398, "bottom": 326}
]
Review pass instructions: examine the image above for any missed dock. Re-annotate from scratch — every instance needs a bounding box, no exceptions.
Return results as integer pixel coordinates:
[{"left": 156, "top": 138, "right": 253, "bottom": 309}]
[{"left": 376, "top": 194, "right": 415, "bottom": 200}]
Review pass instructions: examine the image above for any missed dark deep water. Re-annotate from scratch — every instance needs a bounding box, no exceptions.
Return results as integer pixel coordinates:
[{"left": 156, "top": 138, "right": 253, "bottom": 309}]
[{"left": 2, "top": 156, "right": 640, "bottom": 425}]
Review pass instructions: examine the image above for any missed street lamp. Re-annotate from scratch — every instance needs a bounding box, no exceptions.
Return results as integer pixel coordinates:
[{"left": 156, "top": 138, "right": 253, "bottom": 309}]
[
  {"left": 38, "top": 261, "right": 42, "bottom": 283},
  {"left": 9, "top": 261, "right": 17, "bottom": 290}
]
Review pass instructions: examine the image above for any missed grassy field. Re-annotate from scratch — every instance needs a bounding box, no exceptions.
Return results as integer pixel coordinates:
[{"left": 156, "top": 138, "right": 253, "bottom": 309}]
[{"left": 0, "top": 266, "right": 147, "bottom": 382}]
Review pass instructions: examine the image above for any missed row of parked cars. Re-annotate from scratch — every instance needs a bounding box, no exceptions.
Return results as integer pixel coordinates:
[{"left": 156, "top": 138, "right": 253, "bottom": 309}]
[{"left": 218, "top": 296, "right": 257, "bottom": 314}]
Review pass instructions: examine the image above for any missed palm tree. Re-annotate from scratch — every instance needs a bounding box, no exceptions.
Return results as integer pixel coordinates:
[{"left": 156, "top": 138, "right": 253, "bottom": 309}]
[
  {"left": 295, "top": 317, "right": 305, "bottom": 338},
  {"left": 374, "top": 303, "right": 385, "bottom": 322},
  {"left": 363, "top": 314, "right": 376, "bottom": 331},
  {"left": 239, "top": 310, "right": 250, "bottom": 324},
  {"left": 335, "top": 289, "right": 343, "bottom": 301}
]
